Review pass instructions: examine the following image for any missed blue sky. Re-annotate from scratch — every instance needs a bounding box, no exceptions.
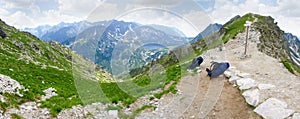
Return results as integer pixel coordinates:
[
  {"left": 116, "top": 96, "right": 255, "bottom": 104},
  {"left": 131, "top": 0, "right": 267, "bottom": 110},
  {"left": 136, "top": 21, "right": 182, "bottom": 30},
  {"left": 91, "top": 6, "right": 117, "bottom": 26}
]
[{"left": 0, "top": 0, "right": 299, "bottom": 37}]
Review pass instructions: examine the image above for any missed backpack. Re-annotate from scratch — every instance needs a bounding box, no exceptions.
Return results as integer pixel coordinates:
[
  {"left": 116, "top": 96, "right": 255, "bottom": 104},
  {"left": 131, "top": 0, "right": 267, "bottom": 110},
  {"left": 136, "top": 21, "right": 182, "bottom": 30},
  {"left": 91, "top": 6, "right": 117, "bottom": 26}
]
[{"left": 206, "top": 62, "right": 230, "bottom": 78}]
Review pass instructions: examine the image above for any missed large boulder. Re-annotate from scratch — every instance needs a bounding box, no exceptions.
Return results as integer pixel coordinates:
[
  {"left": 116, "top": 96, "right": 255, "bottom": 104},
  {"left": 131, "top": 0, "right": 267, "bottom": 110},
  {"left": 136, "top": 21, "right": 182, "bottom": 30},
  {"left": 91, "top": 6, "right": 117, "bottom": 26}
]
[
  {"left": 236, "top": 78, "right": 257, "bottom": 90},
  {"left": 0, "top": 74, "right": 24, "bottom": 95},
  {"left": 254, "top": 98, "right": 295, "bottom": 119},
  {"left": 242, "top": 89, "right": 260, "bottom": 106}
]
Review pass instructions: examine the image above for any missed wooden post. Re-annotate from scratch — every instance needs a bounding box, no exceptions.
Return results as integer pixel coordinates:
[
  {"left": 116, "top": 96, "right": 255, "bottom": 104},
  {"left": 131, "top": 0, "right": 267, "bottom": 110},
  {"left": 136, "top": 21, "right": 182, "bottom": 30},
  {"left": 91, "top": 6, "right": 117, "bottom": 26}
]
[{"left": 244, "top": 26, "right": 249, "bottom": 55}]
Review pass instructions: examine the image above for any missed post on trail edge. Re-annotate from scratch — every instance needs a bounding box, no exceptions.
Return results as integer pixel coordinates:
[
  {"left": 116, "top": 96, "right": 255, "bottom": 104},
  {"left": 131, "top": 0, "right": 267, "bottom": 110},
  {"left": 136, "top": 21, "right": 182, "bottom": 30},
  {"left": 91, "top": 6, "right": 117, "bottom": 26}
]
[{"left": 244, "top": 20, "right": 252, "bottom": 55}]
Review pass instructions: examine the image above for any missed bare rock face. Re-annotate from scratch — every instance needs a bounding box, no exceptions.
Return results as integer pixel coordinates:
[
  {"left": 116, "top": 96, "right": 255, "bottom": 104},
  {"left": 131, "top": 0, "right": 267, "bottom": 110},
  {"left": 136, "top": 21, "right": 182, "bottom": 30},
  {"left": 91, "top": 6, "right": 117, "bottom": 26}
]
[
  {"left": 255, "top": 15, "right": 290, "bottom": 61},
  {"left": 254, "top": 98, "right": 294, "bottom": 119}
]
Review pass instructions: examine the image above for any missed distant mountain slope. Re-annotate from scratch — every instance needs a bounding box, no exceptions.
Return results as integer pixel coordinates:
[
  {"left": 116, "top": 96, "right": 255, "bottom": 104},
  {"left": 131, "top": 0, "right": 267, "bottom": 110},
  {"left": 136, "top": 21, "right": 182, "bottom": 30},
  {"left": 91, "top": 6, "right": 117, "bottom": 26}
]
[
  {"left": 23, "top": 21, "right": 109, "bottom": 44},
  {"left": 24, "top": 20, "right": 189, "bottom": 72},
  {"left": 285, "top": 33, "right": 300, "bottom": 67},
  {"left": 146, "top": 24, "right": 187, "bottom": 37},
  {"left": 23, "top": 25, "right": 51, "bottom": 38},
  {"left": 191, "top": 23, "right": 222, "bottom": 42},
  {"left": 94, "top": 20, "right": 191, "bottom": 72}
]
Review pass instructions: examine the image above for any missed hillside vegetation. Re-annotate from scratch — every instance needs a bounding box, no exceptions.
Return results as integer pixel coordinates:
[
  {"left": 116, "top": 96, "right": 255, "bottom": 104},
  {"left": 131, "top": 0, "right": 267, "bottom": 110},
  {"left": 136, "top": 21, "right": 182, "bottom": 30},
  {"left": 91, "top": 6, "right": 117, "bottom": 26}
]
[{"left": 0, "top": 19, "right": 113, "bottom": 116}]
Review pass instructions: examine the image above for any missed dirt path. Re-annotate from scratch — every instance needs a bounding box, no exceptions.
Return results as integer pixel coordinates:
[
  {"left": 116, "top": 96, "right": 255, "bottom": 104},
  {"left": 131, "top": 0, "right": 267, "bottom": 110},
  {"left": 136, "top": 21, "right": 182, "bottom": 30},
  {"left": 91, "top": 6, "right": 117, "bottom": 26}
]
[
  {"left": 206, "top": 80, "right": 260, "bottom": 119},
  {"left": 181, "top": 71, "right": 260, "bottom": 119},
  {"left": 137, "top": 67, "right": 260, "bottom": 119}
]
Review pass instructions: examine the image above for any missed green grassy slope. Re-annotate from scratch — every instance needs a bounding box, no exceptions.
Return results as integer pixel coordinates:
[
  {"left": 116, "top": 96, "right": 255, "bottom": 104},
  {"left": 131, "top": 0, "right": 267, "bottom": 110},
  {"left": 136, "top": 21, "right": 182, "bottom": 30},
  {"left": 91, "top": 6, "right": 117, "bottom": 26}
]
[{"left": 0, "top": 19, "right": 113, "bottom": 116}]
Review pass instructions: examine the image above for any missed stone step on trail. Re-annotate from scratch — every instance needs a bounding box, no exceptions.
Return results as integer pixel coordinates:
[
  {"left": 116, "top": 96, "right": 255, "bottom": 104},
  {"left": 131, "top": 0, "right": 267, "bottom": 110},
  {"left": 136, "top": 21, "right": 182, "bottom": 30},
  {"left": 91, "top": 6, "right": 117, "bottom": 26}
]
[
  {"left": 242, "top": 89, "right": 260, "bottom": 106},
  {"left": 254, "top": 98, "right": 295, "bottom": 119}
]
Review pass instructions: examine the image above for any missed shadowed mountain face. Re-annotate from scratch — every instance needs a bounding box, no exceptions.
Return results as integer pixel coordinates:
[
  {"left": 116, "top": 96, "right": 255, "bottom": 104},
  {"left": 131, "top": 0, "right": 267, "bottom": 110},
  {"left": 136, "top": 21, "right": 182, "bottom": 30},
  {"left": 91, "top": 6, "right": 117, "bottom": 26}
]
[{"left": 285, "top": 33, "right": 300, "bottom": 67}]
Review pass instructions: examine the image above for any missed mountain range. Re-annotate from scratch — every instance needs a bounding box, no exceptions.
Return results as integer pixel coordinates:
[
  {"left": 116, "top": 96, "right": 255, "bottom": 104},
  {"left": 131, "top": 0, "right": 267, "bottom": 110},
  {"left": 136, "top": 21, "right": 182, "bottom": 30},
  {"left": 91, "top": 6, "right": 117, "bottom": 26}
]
[
  {"left": 23, "top": 20, "right": 219, "bottom": 73},
  {"left": 1, "top": 13, "right": 300, "bottom": 118}
]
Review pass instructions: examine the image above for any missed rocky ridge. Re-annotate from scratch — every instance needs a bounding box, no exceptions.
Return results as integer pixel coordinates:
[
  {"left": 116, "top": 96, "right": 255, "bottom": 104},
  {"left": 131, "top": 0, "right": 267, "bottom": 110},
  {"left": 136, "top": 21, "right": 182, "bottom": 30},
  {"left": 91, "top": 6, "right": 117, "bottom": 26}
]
[{"left": 221, "top": 27, "right": 300, "bottom": 119}]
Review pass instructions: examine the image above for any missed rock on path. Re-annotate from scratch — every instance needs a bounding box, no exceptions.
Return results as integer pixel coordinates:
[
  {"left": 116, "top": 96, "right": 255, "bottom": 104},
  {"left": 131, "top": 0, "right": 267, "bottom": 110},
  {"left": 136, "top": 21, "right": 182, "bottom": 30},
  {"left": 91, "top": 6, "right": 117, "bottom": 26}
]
[{"left": 254, "top": 98, "right": 295, "bottom": 119}]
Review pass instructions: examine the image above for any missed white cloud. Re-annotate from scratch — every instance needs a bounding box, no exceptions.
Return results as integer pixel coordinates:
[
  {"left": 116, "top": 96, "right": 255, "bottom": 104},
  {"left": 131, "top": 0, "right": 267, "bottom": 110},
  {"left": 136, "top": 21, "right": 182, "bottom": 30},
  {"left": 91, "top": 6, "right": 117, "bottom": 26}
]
[
  {"left": 134, "top": 0, "right": 183, "bottom": 7},
  {"left": 1, "top": 0, "right": 300, "bottom": 37},
  {"left": 1, "top": 11, "right": 35, "bottom": 28},
  {"left": 2, "top": 0, "right": 34, "bottom": 9},
  {"left": 119, "top": 9, "right": 199, "bottom": 37},
  {"left": 57, "top": 0, "right": 104, "bottom": 17},
  {"left": 0, "top": 0, "right": 108, "bottom": 28},
  {"left": 38, "top": 10, "right": 81, "bottom": 26},
  {"left": 277, "top": 0, "right": 300, "bottom": 17},
  {"left": 85, "top": 3, "right": 119, "bottom": 22},
  {"left": 183, "top": 10, "right": 212, "bottom": 32}
]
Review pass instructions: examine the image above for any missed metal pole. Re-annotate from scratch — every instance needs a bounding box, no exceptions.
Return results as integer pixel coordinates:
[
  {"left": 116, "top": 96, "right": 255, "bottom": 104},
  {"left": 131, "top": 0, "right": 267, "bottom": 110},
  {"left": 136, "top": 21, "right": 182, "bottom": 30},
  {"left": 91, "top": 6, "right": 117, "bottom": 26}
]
[{"left": 244, "top": 26, "right": 249, "bottom": 55}]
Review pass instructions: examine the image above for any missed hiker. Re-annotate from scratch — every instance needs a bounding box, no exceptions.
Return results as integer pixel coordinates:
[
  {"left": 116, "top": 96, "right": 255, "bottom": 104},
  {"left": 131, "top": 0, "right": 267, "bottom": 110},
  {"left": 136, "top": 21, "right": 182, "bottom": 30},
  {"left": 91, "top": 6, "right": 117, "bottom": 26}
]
[
  {"left": 206, "top": 61, "right": 230, "bottom": 78},
  {"left": 187, "top": 56, "right": 203, "bottom": 70}
]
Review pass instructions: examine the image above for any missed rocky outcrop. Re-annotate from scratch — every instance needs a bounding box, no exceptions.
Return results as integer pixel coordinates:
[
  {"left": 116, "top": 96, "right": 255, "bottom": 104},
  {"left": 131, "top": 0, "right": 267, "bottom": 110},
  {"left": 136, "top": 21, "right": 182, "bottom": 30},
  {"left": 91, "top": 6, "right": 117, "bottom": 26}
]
[
  {"left": 0, "top": 74, "right": 24, "bottom": 95},
  {"left": 5, "top": 102, "right": 51, "bottom": 119},
  {"left": 41, "top": 87, "right": 58, "bottom": 101},
  {"left": 57, "top": 103, "right": 109, "bottom": 119},
  {"left": 254, "top": 15, "right": 291, "bottom": 62}
]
